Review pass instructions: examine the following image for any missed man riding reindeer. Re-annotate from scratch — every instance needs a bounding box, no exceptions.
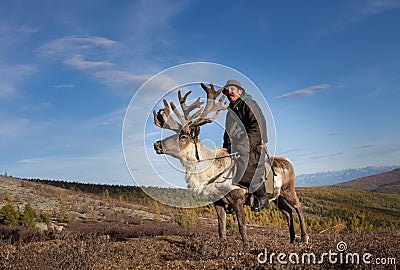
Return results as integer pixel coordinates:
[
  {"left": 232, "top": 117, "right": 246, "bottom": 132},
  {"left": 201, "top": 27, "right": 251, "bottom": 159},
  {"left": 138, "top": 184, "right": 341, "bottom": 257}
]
[{"left": 222, "top": 79, "right": 273, "bottom": 212}]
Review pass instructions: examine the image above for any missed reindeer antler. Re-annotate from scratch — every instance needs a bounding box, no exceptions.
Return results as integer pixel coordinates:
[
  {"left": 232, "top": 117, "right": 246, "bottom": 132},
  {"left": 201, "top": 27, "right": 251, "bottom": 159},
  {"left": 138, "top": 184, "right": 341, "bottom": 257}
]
[
  {"left": 191, "top": 83, "right": 228, "bottom": 127},
  {"left": 154, "top": 83, "right": 227, "bottom": 132},
  {"left": 178, "top": 90, "right": 204, "bottom": 120},
  {"left": 153, "top": 99, "right": 182, "bottom": 132}
]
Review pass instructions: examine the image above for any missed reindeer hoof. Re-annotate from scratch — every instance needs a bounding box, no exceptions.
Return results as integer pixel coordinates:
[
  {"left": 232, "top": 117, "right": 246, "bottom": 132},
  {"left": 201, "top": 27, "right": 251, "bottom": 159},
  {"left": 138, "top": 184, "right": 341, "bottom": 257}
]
[
  {"left": 302, "top": 235, "right": 310, "bottom": 244},
  {"left": 218, "top": 242, "right": 227, "bottom": 258},
  {"left": 291, "top": 235, "right": 301, "bottom": 243},
  {"left": 242, "top": 242, "right": 250, "bottom": 254}
]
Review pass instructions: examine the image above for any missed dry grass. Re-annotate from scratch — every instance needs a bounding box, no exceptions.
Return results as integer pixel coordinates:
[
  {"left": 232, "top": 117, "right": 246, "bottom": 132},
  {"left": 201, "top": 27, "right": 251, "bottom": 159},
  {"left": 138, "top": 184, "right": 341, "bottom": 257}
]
[
  {"left": 0, "top": 221, "right": 399, "bottom": 269},
  {"left": 1, "top": 175, "right": 399, "bottom": 269}
]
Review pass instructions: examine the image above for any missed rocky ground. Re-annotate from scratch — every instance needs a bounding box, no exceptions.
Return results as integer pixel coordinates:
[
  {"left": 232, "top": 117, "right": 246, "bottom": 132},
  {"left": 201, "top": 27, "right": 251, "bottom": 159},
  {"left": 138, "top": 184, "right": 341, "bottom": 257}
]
[
  {"left": 0, "top": 176, "right": 399, "bottom": 269},
  {"left": 1, "top": 221, "right": 399, "bottom": 269},
  {"left": 0, "top": 176, "right": 170, "bottom": 225}
]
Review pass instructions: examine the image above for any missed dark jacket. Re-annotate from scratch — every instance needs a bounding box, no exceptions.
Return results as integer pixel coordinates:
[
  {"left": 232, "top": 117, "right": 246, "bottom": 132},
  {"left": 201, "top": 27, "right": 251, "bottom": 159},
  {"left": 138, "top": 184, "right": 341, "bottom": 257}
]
[
  {"left": 223, "top": 93, "right": 268, "bottom": 186},
  {"left": 223, "top": 94, "right": 267, "bottom": 152}
]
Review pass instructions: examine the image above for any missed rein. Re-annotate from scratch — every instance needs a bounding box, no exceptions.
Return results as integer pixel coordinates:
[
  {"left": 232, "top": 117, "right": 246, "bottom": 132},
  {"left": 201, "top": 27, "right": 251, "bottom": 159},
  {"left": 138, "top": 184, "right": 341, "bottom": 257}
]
[
  {"left": 193, "top": 138, "right": 239, "bottom": 162},
  {"left": 196, "top": 152, "right": 239, "bottom": 162}
]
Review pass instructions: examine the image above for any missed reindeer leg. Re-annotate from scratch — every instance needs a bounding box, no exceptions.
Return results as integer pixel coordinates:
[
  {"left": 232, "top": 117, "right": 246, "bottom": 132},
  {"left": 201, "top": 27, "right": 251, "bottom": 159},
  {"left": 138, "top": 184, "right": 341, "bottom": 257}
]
[
  {"left": 225, "top": 190, "right": 249, "bottom": 253},
  {"left": 232, "top": 198, "right": 248, "bottom": 253},
  {"left": 292, "top": 195, "right": 309, "bottom": 244},
  {"left": 283, "top": 191, "right": 309, "bottom": 244},
  {"left": 214, "top": 201, "right": 227, "bottom": 257},
  {"left": 275, "top": 196, "right": 295, "bottom": 243}
]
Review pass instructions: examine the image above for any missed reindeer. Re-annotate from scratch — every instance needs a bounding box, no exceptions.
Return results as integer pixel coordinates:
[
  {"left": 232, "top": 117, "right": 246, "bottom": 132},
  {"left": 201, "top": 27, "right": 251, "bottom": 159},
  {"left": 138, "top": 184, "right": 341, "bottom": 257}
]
[{"left": 153, "top": 83, "right": 309, "bottom": 254}]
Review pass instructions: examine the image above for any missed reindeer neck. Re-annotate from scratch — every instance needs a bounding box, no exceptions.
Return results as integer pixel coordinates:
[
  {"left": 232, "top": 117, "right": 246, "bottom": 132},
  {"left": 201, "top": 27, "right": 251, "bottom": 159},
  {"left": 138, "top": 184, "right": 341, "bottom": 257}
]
[
  {"left": 181, "top": 140, "right": 218, "bottom": 166},
  {"left": 184, "top": 141, "right": 232, "bottom": 189},
  {"left": 195, "top": 141, "right": 215, "bottom": 161}
]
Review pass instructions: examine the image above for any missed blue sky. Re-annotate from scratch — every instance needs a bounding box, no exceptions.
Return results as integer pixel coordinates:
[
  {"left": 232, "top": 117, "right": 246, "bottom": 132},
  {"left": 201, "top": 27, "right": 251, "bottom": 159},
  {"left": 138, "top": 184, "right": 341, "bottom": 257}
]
[{"left": 1, "top": 0, "right": 399, "bottom": 186}]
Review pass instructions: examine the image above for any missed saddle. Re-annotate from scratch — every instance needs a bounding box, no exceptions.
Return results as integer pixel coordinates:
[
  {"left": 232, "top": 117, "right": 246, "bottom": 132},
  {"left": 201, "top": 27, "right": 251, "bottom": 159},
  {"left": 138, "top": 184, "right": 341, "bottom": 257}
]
[
  {"left": 242, "top": 160, "right": 279, "bottom": 208},
  {"left": 264, "top": 160, "right": 278, "bottom": 198}
]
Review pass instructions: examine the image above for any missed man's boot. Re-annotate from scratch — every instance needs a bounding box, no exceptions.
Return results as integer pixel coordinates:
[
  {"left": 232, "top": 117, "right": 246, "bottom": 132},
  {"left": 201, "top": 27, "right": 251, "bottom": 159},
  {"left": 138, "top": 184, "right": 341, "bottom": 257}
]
[{"left": 251, "top": 183, "right": 269, "bottom": 212}]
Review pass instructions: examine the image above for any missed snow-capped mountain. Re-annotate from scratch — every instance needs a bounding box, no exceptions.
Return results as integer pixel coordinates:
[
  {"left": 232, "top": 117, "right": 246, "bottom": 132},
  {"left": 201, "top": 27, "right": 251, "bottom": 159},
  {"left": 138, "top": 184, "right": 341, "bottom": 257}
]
[{"left": 295, "top": 165, "right": 400, "bottom": 187}]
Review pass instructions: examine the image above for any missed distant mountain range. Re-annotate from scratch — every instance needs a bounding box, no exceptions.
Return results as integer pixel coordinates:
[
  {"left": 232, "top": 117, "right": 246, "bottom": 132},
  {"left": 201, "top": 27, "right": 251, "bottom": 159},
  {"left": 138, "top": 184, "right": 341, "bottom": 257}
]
[
  {"left": 295, "top": 165, "right": 400, "bottom": 187},
  {"left": 330, "top": 168, "right": 400, "bottom": 194}
]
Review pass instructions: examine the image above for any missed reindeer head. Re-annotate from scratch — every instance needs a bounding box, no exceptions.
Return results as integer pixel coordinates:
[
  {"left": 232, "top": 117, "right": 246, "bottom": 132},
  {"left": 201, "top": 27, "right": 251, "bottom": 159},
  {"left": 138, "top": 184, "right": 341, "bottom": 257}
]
[{"left": 153, "top": 83, "right": 227, "bottom": 163}]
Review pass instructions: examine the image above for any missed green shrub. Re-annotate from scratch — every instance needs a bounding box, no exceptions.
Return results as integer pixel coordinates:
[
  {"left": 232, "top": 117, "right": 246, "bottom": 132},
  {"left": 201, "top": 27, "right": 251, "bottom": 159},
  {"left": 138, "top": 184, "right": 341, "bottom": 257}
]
[
  {"left": 0, "top": 204, "right": 51, "bottom": 229},
  {"left": 39, "top": 212, "right": 51, "bottom": 225},
  {"left": 0, "top": 204, "right": 20, "bottom": 226},
  {"left": 56, "top": 209, "right": 70, "bottom": 223},
  {"left": 176, "top": 209, "right": 197, "bottom": 228},
  {"left": 19, "top": 203, "right": 38, "bottom": 229}
]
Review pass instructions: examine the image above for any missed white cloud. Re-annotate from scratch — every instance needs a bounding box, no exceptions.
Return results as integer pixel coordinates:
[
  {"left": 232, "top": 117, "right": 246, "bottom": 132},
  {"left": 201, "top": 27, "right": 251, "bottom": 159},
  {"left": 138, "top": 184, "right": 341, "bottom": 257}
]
[
  {"left": 276, "top": 84, "right": 330, "bottom": 99},
  {"left": 93, "top": 70, "right": 150, "bottom": 90},
  {"left": 36, "top": 1, "right": 191, "bottom": 97},
  {"left": 93, "top": 70, "right": 181, "bottom": 97},
  {"left": 39, "top": 34, "right": 181, "bottom": 96},
  {"left": 38, "top": 36, "right": 119, "bottom": 57},
  {"left": 65, "top": 54, "right": 115, "bottom": 70}
]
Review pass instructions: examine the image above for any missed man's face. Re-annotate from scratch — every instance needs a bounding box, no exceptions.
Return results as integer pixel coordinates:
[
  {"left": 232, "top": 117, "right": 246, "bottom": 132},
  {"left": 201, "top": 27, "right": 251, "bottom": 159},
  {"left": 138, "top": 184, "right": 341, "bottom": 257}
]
[{"left": 224, "top": 86, "right": 243, "bottom": 103}]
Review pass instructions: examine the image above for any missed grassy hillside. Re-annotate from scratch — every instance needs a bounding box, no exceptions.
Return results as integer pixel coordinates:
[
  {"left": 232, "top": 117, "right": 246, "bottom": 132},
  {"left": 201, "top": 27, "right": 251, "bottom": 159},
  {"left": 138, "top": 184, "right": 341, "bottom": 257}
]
[
  {"left": 297, "top": 187, "right": 400, "bottom": 231},
  {"left": 1, "top": 176, "right": 399, "bottom": 269},
  {"left": 330, "top": 168, "right": 400, "bottom": 194},
  {"left": 23, "top": 177, "right": 400, "bottom": 232}
]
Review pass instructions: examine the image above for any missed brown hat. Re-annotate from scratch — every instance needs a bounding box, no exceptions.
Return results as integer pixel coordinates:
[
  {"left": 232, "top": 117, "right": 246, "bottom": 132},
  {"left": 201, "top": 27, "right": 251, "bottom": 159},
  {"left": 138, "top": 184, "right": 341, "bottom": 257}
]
[{"left": 224, "top": 79, "right": 244, "bottom": 91}]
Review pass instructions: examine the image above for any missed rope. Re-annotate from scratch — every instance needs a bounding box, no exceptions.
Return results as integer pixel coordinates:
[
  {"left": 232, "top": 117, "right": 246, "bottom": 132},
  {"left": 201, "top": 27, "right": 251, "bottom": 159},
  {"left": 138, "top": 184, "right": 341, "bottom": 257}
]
[{"left": 196, "top": 152, "right": 239, "bottom": 163}]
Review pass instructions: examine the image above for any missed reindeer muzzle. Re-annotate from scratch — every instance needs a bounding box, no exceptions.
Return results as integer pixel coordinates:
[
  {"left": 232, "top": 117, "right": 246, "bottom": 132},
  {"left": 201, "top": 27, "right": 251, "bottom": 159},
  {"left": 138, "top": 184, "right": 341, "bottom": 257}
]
[{"left": 154, "top": 141, "right": 164, "bottom": 154}]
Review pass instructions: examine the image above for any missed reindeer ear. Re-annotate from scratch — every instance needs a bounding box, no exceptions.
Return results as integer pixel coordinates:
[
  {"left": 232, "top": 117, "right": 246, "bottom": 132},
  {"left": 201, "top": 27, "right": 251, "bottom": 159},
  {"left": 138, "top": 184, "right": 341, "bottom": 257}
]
[{"left": 191, "top": 126, "right": 200, "bottom": 138}]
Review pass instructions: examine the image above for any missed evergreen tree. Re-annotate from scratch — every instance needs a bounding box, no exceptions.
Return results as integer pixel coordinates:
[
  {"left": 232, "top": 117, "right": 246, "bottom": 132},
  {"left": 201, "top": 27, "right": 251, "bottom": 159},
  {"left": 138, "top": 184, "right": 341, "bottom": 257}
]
[
  {"left": 0, "top": 204, "right": 20, "bottom": 226},
  {"left": 19, "top": 203, "right": 38, "bottom": 228},
  {"left": 39, "top": 212, "right": 51, "bottom": 225}
]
